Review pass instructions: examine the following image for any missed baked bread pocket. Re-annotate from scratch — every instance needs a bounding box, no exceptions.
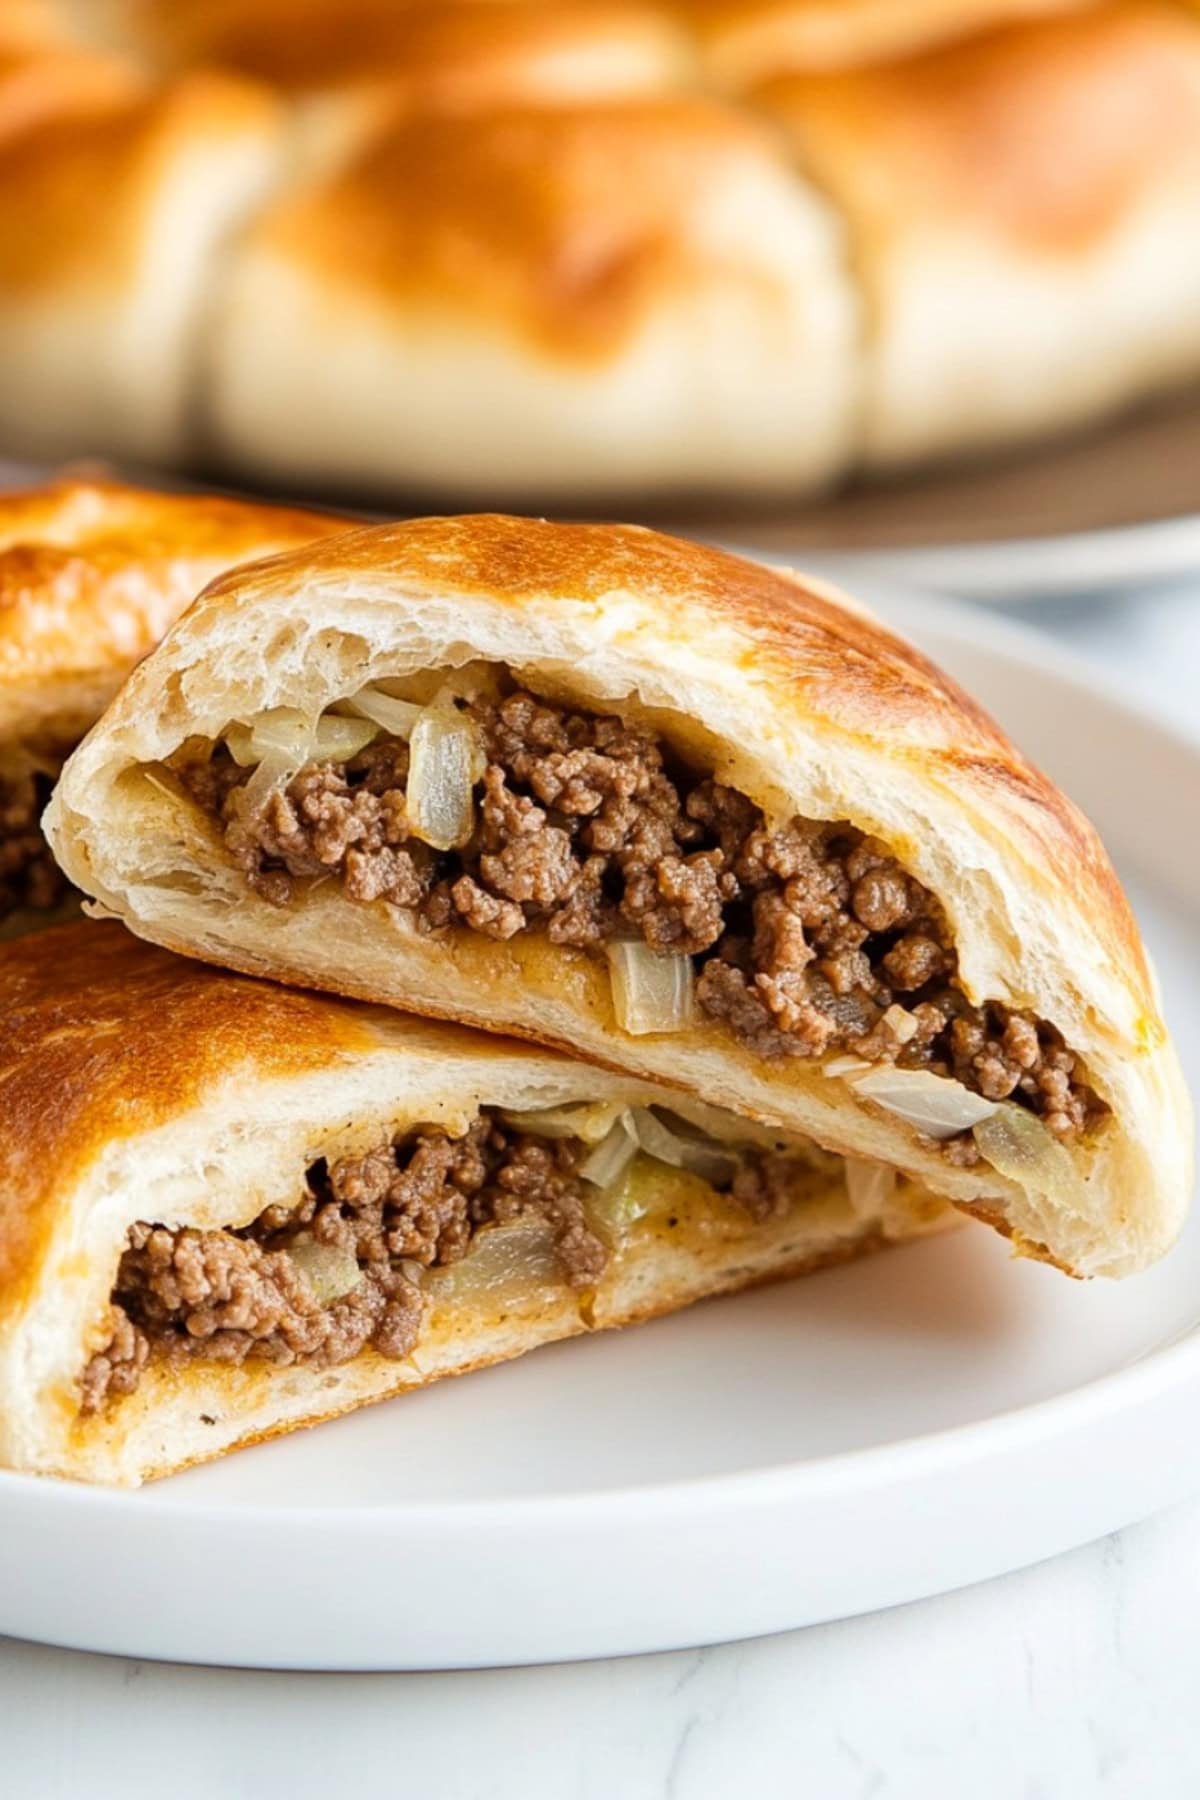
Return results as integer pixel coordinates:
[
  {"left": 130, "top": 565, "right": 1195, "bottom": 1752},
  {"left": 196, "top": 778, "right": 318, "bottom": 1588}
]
[
  {"left": 0, "top": 921, "right": 951, "bottom": 1484},
  {"left": 46, "top": 515, "right": 1193, "bottom": 1280},
  {"left": 0, "top": 476, "right": 349, "bottom": 936}
]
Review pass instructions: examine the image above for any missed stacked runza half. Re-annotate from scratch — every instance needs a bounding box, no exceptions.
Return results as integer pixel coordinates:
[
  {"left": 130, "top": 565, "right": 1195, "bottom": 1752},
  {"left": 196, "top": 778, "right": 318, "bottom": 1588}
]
[
  {"left": 0, "top": 3, "right": 1197, "bottom": 499},
  {"left": 0, "top": 505, "right": 1179, "bottom": 1486}
]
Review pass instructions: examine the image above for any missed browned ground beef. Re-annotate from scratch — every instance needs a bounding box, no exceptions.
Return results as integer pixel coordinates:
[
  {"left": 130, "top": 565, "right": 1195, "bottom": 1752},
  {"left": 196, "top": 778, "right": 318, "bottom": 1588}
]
[
  {"left": 177, "top": 685, "right": 1100, "bottom": 1143},
  {"left": 81, "top": 1113, "right": 610, "bottom": 1414},
  {"left": 0, "top": 769, "right": 70, "bottom": 921},
  {"left": 81, "top": 1110, "right": 808, "bottom": 1413}
]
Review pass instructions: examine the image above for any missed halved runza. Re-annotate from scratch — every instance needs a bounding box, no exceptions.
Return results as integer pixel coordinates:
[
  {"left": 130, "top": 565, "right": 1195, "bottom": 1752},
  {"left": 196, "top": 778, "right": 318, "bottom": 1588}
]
[
  {"left": 0, "top": 474, "right": 348, "bottom": 935},
  {"left": 0, "top": 922, "right": 951, "bottom": 1486},
  {"left": 46, "top": 516, "right": 1193, "bottom": 1280}
]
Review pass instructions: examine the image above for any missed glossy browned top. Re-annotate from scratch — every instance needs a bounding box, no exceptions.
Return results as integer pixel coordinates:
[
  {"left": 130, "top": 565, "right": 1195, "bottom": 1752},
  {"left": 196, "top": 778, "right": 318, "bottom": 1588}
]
[
  {"left": 123, "top": 0, "right": 684, "bottom": 94},
  {"left": 0, "top": 0, "right": 82, "bottom": 55},
  {"left": 0, "top": 69, "right": 281, "bottom": 295},
  {"left": 253, "top": 95, "right": 809, "bottom": 358},
  {"left": 142, "top": 0, "right": 687, "bottom": 105},
  {"left": 0, "top": 46, "right": 143, "bottom": 144},
  {"left": 0, "top": 477, "right": 350, "bottom": 710},
  {"left": 759, "top": 3, "right": 1200, "bottom": 252},
  {"left": 0, "top": 922, "right": 384, "bottom": 1318},
  {"left": 193, "top": 513, "right": 1152, "bottom": 1023},
  {"left": 668, "top": 0, "right": 1090, "bottom": 79}
]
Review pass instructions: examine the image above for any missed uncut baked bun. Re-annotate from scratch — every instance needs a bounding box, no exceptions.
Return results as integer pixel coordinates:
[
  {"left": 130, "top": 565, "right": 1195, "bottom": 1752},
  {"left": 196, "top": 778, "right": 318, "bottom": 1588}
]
[
  {"left": 0, "top": 68, "right": 284, "bottom": 464},
  {"left": 204, "top": 95, "right": 858, "bottom": 503},
  {"left": 46, "top": 516, "right": 1194, "bottom": 1279},
  {"left": 757, "top": 3, "right": 1200, "bottom": 467},
  {"left": 0, "top": 475, "right": 350, "bottom": 936},
  {"left": 0, "top": 921, "right": 950, "bottom": 1485}
]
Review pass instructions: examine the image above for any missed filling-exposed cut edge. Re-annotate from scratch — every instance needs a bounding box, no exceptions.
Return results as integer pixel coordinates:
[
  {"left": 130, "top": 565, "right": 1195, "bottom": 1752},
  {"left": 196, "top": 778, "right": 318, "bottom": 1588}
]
[
  {"left": 81, "top": 1103, "right": 862, "bottom": 1415},
  {"left": 159, "top": 669, "right": 1104, "bottom": 1169}
]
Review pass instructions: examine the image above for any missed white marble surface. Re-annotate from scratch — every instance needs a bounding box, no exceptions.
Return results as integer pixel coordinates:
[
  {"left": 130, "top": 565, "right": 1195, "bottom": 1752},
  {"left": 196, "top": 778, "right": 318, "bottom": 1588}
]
[{"left": 2, "top": 577, "right": 1198, "bottom": 1800}]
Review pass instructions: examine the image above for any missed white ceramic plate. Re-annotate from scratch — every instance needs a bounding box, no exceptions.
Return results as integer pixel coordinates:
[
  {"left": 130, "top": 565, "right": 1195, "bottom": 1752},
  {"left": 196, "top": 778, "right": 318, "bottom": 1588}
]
[
  {"left": 765, "top": 514, "right": 1200, "bottom": 603},
  {"left": 1, "top": 594, "right": 1198, "bottom": 1670}
]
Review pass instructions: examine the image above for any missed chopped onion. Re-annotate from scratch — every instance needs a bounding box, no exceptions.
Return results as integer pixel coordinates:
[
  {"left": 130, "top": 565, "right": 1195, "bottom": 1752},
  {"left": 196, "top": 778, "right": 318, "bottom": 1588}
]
[
  {"left": 580, "top": 1114, "right": 638, "bottom": 1189},
  {"left": 283, "top": 1234, "right": 363, "bottom": 1306},
  {"left": 248, "top": 706, "right": 314, "bottom": 761},
  {"left": 844, "top": 1159, "right": 897, "bottom": 1219},
  {"left": 973, "top": 1105, "right": 1086, "bottom": 1209},
  {"left": 606, "top": 942, "right": 695, "bottom": 1036},
  {"left": 882, "top": 1005, "right": 919, "bottom": 1045},
  {"left": 425, "top": 1220, "right": 562, "bottom": 1308},
  {"left": 499, "top": 1103, "right": 623, "bottom": 1144},
  {"left": 823, "top": 1055, "right": 874, "bottom": 1080},
  {"left": 241, "top": 748, "right": 301, "bottom": 812},
  {"left": 406, "top": 696, "right": 482, "bottom": 850},
  {"left": 310, "top": 713, "right": 379, "bottom": 762},
  {"left": 225, "top": 708, "right": 377, "bottom": 771},
  {"left": 853, "top": 1067, "right": 998, "bottom": 1139},
  {"left": 223, "top": 722, "right": 258, "bottom": 768},
  {"left": 629, "top": 1109, "right": 740, "bottom": 1187},
  {"left": 341, "top": 686, "right": 423, "bottom": 740}
]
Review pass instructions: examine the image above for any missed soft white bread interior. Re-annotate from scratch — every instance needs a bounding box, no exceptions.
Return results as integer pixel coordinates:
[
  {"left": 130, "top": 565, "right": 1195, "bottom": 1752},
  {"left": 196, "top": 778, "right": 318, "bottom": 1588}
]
[
  {"left": 0, "top": 69, "right": 286, "bottom": 464},
  {"left": 0, "top": 922, "right": 949, "bottom": 1486},
  {"left": 202, "top": 96, "right": 859, "bottom": 503},
  {"left": 44, "top": 517, "right": 1194, "bottom": 1280},
  {"left": 758, "top": 4, "right": 1200, "bottom": 466}
]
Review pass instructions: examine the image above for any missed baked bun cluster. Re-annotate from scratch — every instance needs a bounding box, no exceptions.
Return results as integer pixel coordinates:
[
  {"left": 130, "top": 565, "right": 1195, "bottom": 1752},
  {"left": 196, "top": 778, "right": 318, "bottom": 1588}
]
[{"left": 1, "top": 1, "right": 1198, "bottom": 500}]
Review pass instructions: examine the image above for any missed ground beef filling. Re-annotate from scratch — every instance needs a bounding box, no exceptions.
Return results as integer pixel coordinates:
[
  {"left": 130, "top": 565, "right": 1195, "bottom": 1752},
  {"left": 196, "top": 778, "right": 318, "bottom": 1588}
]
[
  {"left": 0, "top": 769, "right": 70, "bottom": 922},
  {"left": 80, "top": 1113, "right": 807, "bottom": 1413},
  {"left": 80, "top": 1114, "right": 609, "bottom": 1414},
  {"left": 178, "top": 688, "right": 1101, "bottom": 1144}
]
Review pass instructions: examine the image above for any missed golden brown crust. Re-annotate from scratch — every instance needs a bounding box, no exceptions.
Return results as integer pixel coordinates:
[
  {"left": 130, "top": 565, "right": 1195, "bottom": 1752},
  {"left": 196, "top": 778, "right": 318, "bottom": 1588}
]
[
  {"left": 0, "top": 921, "right": 381, "bottom": 1317},
  {"left": 0, "top": 476, "right": 351, "bottom": 739},
  {"left": 118, "top": 0, "right": 688, "bottom": 96},
  {"left": 669, "top": 0, "right": 1092, "bottom": 83},
  {"left": 758, "top": 3, "right": 1200, "bottom": 255},
  {"left": 0, "top": 69, "right": 281, "bottom": 299},
  {"left": 0, "top": 0, "right": 83, "bottom": 55},
  {"left": 0, "top": 48, "right": 144, "bottom": 143},
  {"left": 250, "top": 96, "right": 820, "bottom": 362}
]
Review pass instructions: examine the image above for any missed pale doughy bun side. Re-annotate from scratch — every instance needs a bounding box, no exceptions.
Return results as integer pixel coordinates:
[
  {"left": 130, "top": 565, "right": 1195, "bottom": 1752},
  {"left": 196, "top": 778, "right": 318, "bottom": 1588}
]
[
  {"left": 0, "top": 923, "right": 948, "bottom": 1486},
  {"left": 759, "top": 4, "right": 1200, "bottom": 466},
  {"left": 0, "top": 476, "right": 353, "bottom": 749},
  {"left": 204, "top": 97, "right": 859, "bottom": 503},
  {"left": 0, "top": 71, "right": 286, "bottom": 464},
  {"left": 46, "top": 517, "right": 1193, "bottom": 1279}
]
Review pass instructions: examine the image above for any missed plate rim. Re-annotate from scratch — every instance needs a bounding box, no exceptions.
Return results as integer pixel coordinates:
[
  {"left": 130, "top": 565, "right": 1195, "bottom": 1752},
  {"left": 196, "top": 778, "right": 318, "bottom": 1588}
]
[{"left": 720, "top": 510, "right": 1200, "bottom": 601}]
